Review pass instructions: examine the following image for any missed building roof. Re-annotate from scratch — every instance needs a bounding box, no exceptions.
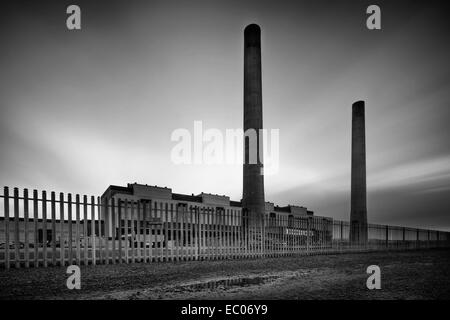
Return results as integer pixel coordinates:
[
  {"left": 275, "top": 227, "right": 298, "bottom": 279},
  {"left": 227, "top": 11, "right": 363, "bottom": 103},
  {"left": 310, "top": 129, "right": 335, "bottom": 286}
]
[{"left": 101, "top": 183, "right": 314, "bottom": 215}]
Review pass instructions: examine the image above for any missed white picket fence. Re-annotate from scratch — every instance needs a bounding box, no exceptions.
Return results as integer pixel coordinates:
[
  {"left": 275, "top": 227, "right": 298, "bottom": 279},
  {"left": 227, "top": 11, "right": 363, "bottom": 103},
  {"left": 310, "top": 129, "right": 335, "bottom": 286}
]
[{"left": 1, "top": 186, "right": 449, "bottom": 269}]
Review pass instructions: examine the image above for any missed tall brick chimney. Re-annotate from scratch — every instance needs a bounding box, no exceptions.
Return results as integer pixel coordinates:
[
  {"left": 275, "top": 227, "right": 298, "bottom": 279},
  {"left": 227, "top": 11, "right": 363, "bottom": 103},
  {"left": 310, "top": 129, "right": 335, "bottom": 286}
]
[
  {"left": 350, "top": 100, "right": 368, "bottom": 244},
  {"left": 242, "top": 24, "right": 265, "bottom": 226}
]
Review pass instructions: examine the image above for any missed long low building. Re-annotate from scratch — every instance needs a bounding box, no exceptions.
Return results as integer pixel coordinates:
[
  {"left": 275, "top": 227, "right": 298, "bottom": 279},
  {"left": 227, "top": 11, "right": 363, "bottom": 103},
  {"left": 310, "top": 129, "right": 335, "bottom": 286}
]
[
  {"left": 0, "top": 183, "right": 332, "bottom": 250},
  {"left": 101, "top": 183, "right": 315, "bottom": 219},
  {"left": 100, "top": 183, "right": 332, "bottom": 247}
]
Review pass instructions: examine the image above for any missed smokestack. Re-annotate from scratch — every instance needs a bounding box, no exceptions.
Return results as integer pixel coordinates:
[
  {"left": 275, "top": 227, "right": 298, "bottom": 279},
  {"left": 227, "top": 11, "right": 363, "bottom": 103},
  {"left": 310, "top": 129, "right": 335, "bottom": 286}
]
[
  {"left": 350, "top": 100, "right": 368, "bottom": 244},
  {"left": 242, "top": 24, "right": 265, "bottom": 225}
]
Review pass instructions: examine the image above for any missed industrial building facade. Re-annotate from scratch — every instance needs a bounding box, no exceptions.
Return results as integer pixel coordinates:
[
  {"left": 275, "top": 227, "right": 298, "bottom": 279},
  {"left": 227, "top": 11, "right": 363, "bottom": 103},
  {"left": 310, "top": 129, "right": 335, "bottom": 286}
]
[{"left": 100, "top": 183, "right": 327, "bottom": 251}]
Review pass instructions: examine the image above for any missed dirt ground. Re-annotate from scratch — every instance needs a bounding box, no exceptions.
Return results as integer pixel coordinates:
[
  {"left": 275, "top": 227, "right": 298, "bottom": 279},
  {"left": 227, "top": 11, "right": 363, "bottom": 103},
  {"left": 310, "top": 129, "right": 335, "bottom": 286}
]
[{"left": 0, "top": 249, "right": 449, "bottom": 300}]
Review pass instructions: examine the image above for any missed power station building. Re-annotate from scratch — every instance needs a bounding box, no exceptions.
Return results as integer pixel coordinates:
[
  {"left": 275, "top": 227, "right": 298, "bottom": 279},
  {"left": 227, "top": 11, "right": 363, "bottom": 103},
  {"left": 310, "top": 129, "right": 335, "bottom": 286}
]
[{"left": 100, "top": 183, "right": 326, "bottom": 248}]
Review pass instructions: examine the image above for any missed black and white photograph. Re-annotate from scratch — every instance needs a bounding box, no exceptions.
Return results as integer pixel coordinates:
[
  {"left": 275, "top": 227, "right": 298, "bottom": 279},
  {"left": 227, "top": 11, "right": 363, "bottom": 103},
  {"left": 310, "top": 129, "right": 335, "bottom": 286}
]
[{"left": 0, "top": 0, "right": 449, "bottom": 310}]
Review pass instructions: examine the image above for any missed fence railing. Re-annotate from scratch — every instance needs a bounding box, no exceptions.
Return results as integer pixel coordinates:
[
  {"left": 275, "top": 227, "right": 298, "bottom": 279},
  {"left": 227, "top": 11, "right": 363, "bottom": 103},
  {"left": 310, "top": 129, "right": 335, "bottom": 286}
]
[{"left": 1, "top": 186, "right": 449, "bottom": 269}]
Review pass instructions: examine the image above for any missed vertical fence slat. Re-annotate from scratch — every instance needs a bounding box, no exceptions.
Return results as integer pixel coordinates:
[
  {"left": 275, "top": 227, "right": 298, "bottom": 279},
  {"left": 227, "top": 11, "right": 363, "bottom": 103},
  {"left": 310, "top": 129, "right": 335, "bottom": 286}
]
[
  {"left": 83, "top": 195, "right": 88, "bottom": 265},
  {"left": 216, "top": 208, "right": 219, "bottom": 260},
  {"left": 123, "top": 200, "right": 129, "bottom": 264},
  {"left": 200, "top": 207, "right": 205, "bottom": 260},
  {"left": 219, "top": 209, "right": 223, "bottom": 260},
  {"left": 165, "top": 203, "right": 169, "bottom": 262},
  {"left": 141, "top": 201, "right": 147, "bottom": 263},
  {"left": 226, "top": 209, "right": 230, "bottom": 259},
  {"left": 97, "top": 197, "right": 103, "bottom": 265},
  {"left": 294, "top": 217, "right": 298, "bottom": 255},
  {"left": 42, "top": 191, "right": 47, "bottom": 267},
  {"left": 216, "top": 208, "right": 220, "bottom": 260},
  {"left": 91, "top": 196, "right": 96, "bottom": 265},
  {"left": 196, "top": 206, "right": 200, "bottom": 260},
  {"left": 111, "top": 198, "right": 116, "bottom": 264},
  {"left": 153, "top": 201, "right": 157, "bottom": 262},
  {"left": 190, "top": 206, "right": 194, "bottom": 261},
  {"left": 248, "top": 213, "right": 252, "bottom": 259},
  {"left": 211, "top": 207, "right": 215, "bottom": 260},
  {"left": 232, "top": 210, "right": 235, "bottom": 258},
  {"left": 67, "top": 194, "right": 73, "bottom": 265},
  {"left": 33, "top": 190, "right": 38, "bottom": 268},
  {"left": 24, "top": 189, "right": 29, "bottom": 268},
  {"left": 137, "top": 201, "right": 142, "bottom": 262},
  {"left": 306, "top": 217, "right": 310, "bottom": 255},
  {"left": 236, "top": 210, "right": 240, "bottom": 258},
  {"left": 181, "top": 205, "right": 186, "bottom": 261},
  {"left": 230, "top": 209, "right": 233, "bottom": 259},
  {"left": 175, "top": 204, "right": 181, "bottom": 262},
  {"left": 104, "top": 198, "right": 109, "bottom": 265},
  {"left": 59, "top": 193, "right": 65, "bottom": 266},
  {"left": 202, "top": 207, "right": 207, "bottom": 260},
  {"left": 185, "top": 206, "right": 190, "bottom": 261},
  {"left": 118, "top": 198, "right": 123, "bottom": 264},
  {"left": 149, "top": 200, "right": 154, "bottom": 262},
  {"left": 229, "top": 209, "right": 233, "bottom": 259},
  {"left": 242, "top": 211, "right": 246, "bottom": 258},
  {"left": 130, "top": 200, "right": 136, "bottom": 264},
  {"left": 259, "top": 213, "right": 266, "bottom": 257},
  {"left": 51, "top": 191, "right": 56, "bottom": 266},
  {"left": 224, "top": 209, "right": 228, "bottom": 259},
  {"left": 148, "top": 201, "right": 154, "bottom": 263},
  {"left": 4, "top": 187, "right": 10, "bottom": 269},
  {"left": 159, "top": 202, "right": 164, "bottom": 262},
  {"left": 209, "top": 207, "right": 213, "bottom": 260},
  {"left": 75, "top": 195, "right": 81, "bottom": 265},
  {"left": 13, "top": 188, "right": 20, "bottom": 268},
  {"left": 169, "top": 203, "right": 174, "bottom": 261}
]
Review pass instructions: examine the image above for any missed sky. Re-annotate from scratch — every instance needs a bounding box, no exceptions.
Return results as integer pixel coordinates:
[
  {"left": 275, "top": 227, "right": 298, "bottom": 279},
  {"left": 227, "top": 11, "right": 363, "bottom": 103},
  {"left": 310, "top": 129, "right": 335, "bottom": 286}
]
[{"left": 0, "top": 0, "right": 449, "bottom": 230}]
